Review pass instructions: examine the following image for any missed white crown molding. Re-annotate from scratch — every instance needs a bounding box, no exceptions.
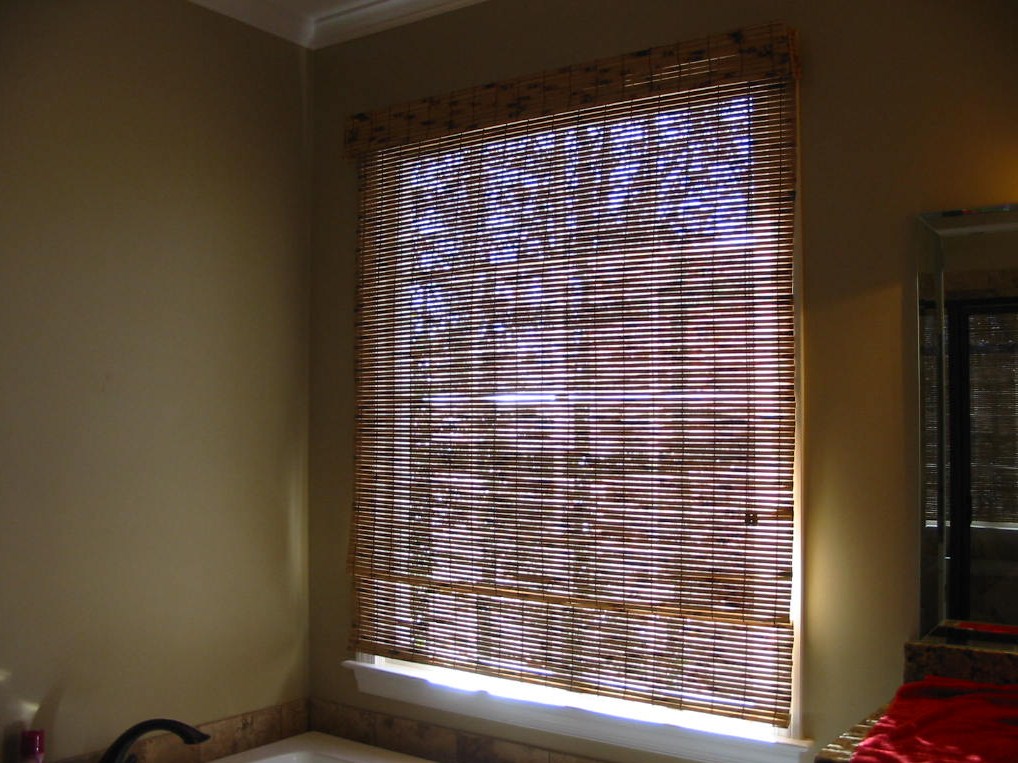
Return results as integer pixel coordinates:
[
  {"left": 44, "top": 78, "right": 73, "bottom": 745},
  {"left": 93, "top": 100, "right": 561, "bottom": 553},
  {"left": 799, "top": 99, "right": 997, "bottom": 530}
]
[
  {"left": 190, "top": 0, "right": 489, "bottom": 49},
  {"left": 311, "top": 0, "right": 487, "bottom": 47},
  {"left": 191, "top": 0, "right": 315, "bottom": 47}
]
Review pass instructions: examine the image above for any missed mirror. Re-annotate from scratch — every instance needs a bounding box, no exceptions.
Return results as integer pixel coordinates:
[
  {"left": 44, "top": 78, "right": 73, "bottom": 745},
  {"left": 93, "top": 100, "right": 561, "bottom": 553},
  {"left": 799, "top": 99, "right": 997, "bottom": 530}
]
[{"left": 919, "top": 204, "right": 1018, "bottom": 638}]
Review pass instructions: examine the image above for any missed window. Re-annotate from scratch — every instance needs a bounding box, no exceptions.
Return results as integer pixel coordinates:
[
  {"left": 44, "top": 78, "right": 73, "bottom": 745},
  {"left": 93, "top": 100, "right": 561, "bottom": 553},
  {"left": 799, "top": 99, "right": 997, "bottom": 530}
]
[{"left": 348, "top": 22, "right": 799, "bottom": 738}]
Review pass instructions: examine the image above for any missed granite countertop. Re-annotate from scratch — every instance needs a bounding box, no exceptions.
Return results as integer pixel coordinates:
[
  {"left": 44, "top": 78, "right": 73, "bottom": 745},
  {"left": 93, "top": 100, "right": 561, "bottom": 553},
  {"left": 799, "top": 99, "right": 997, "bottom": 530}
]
[{"left": 904, "top": 637, "right": 1018, "bottom": 682}]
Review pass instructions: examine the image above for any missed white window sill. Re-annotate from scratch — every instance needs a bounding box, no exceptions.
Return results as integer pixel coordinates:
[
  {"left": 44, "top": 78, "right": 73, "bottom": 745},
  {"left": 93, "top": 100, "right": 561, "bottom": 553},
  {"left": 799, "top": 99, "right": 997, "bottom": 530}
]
[{"left": 344, "top": 659, "right": 812, "bottom": 763}]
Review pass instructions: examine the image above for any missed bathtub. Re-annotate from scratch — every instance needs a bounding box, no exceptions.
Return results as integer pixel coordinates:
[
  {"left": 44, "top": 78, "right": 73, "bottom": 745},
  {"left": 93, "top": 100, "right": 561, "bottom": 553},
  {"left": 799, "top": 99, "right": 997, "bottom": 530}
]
[{"left": 213, "top": 732, "right": 432, "bottom": 763}]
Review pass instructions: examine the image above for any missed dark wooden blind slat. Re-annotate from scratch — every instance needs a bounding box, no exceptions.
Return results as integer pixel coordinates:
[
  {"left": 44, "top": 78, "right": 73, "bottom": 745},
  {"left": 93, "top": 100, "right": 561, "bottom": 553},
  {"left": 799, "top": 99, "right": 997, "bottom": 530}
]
[{"left": 351, "top": 23, "right": 798, "bottom": 728}]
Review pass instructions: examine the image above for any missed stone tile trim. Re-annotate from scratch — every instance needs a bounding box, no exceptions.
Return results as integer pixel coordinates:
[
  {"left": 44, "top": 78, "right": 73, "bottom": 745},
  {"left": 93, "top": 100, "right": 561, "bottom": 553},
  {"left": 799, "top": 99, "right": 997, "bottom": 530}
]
[
  {"left": 51, "top": 697, "right": 611, "bottom": 763},
  {"left": 54, "top": 700, "right": 309, "bottom": 763},
  {"left": 309, "top": 698, "right": 610, "bottom": 763},
  {"left": 904, "top": 640, "right": 1018, "bottom": 683}
]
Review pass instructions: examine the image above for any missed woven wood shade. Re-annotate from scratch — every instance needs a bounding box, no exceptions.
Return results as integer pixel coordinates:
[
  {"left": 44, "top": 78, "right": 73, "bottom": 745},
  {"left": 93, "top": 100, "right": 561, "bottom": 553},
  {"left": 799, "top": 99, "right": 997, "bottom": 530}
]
[
  {"left": 351, "top": 23, "right": 798, "bottom": 727},
  {"left": 920, "top": 301, "right": 942, "bottom": 526},
  {"left": 346, "top": 22, "right": 797, "bottom": 156},
  {"left": 968, "top": 310, "right": 1018, "bottom": 525}
]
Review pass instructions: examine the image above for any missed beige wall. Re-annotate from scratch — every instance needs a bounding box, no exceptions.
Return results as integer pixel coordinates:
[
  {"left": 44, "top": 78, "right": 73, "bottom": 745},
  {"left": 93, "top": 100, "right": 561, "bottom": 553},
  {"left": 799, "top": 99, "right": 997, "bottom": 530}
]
[
  {"left": 4, "top": 0, "right": 1018, "bottom": 761},
  {"left": 0, "top": 1, "right": 309, "bottom": 758},
  {"left": 309, "top": 0, "right": 1018, "bottom": 759}
]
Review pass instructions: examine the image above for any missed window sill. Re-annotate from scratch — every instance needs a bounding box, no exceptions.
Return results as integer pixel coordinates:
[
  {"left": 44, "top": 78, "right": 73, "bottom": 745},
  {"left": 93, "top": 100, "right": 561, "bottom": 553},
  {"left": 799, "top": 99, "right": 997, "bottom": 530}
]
[{"left": 344, "top": 660, "right": 812, "bottom": 763}]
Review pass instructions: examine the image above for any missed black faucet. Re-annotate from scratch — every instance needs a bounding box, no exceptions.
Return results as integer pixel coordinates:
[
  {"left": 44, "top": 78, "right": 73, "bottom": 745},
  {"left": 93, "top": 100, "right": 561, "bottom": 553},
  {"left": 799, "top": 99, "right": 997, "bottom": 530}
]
[{"left": 97, "top": 719, "right": 210, "bottom": 763}]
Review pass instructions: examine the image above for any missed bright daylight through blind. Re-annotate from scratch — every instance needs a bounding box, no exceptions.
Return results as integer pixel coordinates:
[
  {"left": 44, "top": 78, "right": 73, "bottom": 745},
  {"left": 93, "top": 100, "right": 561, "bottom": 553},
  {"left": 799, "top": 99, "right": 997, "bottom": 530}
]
[{"left": 351, "top": 25, "right": 798, "bottom": 727}]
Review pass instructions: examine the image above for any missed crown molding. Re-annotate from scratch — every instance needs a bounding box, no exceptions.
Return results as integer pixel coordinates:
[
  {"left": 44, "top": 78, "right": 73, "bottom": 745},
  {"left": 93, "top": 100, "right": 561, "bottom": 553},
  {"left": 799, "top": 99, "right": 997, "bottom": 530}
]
[
  {"left": 191, "top": 0, "right": 315, "bottom": 47},
  {"left": 311, "top": 0, "right": 486, "bottom": 47},
  {"left": 190, "top": 0, "right": 489, "bottom": 49}
]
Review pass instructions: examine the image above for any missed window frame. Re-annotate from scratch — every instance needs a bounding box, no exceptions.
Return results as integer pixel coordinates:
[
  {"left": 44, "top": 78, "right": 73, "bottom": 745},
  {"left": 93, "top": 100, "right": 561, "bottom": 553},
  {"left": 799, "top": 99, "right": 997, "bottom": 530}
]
[
  {"left": 345, "top": 657, "right": 810, "bottom": 762},
  {"left": 345, "top": 23, "right": 805, "bottom": 757}
]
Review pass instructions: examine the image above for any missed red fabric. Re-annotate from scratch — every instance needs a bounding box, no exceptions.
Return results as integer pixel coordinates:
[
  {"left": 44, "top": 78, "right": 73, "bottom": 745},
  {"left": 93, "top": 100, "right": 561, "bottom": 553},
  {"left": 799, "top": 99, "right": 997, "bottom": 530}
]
[
  {"left": 852, "top": 675, "right": 1018, "bottom": 763},
  {"left": 955, "top": 622, "right": 1018, "bottom": 637}
]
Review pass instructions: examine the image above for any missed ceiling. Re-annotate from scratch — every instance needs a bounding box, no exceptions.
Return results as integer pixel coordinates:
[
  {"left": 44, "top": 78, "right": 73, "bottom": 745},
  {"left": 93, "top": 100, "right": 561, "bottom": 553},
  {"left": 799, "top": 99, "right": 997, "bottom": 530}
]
[{"left": 189, "top": 0, "right": 489, "bottom": 49}]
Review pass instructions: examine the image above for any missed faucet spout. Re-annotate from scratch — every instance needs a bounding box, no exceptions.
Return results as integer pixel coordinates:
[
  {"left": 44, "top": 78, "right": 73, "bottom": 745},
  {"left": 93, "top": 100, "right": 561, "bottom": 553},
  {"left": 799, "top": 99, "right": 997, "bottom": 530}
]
[{"left": 98, "top": 719, "right": 210, "bottom": 763}]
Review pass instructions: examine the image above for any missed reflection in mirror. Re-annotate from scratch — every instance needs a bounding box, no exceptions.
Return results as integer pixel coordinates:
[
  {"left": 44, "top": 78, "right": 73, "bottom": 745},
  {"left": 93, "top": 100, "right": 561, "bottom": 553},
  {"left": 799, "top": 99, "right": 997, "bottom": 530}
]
[{"left": 919, "top": 205, "right": 1018, "bottom": 638}]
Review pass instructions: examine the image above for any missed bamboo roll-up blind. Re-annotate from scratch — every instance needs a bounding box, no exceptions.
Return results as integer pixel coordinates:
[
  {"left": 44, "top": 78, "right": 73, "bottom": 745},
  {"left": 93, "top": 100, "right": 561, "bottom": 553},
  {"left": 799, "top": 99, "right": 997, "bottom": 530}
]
[
  {"left": 346, "top": 23, "right": 797, "bottom": 156},
  {"left": 351, "top": 22, "right": 799, "bottom": 727},
  {"left": 968, "top": 310, "right": 1018, "bottom": 525}
]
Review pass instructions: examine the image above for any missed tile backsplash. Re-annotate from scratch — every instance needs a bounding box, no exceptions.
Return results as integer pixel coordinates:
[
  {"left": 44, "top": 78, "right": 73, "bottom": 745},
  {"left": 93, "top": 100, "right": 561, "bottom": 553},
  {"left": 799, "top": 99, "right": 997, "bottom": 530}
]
[
  {"left": 309, "top": 698, "right": 607, "bottom": 763},
  {"left": 52, "top": 701, "right": 307, "bottom": 763},
  {"left": 50, "top": 698, "right": 608, "bottom": 763}
]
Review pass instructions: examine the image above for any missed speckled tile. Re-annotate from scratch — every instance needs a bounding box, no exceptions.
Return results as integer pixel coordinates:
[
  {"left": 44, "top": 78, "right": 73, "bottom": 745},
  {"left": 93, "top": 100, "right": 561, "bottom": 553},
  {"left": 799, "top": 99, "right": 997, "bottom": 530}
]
[
  {"left": 280, "top": 699, "right": 308, "bottom": 738},
  {"left": 374, "top": 717, "right": 456, "bottom": 763},
  {"left": 548, "top": 753, "right": 608, "bottom": 763},
  {"left": 904, "top": 640, "right": 1018, "bottom": 683},
  {"left": 198, "top": 701, "right": 311, "bottom": 762},
  {"left": 308, "top": 700, "right": 377, "bottom": 747},
  {"left": 134, "top": 732, "right": 203, "bottom": 763},
  {"left": 456, "top": 735, "right": 549, "bottom": 763},
  {"left": 198, "top": 707, "right": 283, "bottom": 760},
  {"left": 308, "top": 698, "right": 344, "bottom": 737},
  {"left": 237, "top": 706, "right": 284, "bottom": 751},
  {"left": 197, "top": 717, "right": 244, "bottom": 761},
  {"left": 306, "top": 702, "right": 614, "bottom": 763}
]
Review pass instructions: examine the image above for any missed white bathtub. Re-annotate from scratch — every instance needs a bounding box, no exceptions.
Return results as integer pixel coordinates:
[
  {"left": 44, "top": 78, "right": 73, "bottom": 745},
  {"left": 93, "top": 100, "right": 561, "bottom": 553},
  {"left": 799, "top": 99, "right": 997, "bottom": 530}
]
[{"left": 213, "top": 732, "right": 433, "bottom": 763}]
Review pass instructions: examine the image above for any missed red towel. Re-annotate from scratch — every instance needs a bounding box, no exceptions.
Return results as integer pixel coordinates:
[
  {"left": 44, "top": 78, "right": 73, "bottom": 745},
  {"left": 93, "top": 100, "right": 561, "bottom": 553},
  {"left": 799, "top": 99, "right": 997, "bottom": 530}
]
[{"left": 852, "top": 675, "right": 1018, "bottom": 763}]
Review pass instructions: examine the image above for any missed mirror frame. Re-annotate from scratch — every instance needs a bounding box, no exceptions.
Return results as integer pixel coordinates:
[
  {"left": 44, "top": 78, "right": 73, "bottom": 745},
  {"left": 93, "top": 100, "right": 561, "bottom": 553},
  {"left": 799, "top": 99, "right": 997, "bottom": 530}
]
[{"left": 918, "top": 203, "right": 1018, "bottom": 642}]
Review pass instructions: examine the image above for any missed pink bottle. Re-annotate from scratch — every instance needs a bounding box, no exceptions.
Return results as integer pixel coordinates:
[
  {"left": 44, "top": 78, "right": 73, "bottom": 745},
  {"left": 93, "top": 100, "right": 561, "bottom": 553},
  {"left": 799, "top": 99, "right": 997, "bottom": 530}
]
[{"left": 21, "top": 730, "right": 45, "bottom": 763}]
